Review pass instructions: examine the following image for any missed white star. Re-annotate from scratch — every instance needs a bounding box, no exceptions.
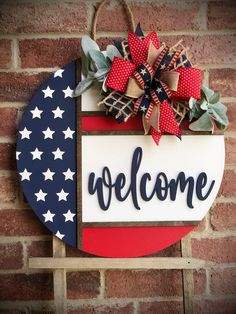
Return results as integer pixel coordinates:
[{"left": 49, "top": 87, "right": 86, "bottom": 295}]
[
  {"left": 56, "top": 189, "right": 69, "bottom": 201},
  {"left": 63, "top": 86, "right": 73, "bottom": 98},
  {"left": 52, "top": 106, "right": 64, "bottom": 119},
  {"left": 140, "top": 106, "right": 147, "bottom": 112},
  {"left": 43, "top": 210, "right": 55, "bottom": 222},
  {"left": 63, "top": 210, "right": 76, "bottom": 222},
  {"left": 31, "top": 147, "right": 43, "bottom": 160},
  {"left": 42, "top": 127, "right": 55, "bottom": 139},
  {"left": 30, "top": 106, "right": 43, "bottom": 119},
  {"left": 55, "top": 230, "right": 65, "bottom": 240},
  {"left": 63, "top": 127, "right": 75, "bottom": 139},
  {"left": 140, "top": 69, "right": 147, "bottom": 76},
  {"left": 160, "top": 64, "right": 166, "bottom": 70},
  {"left": 35, "top": 189, "right": 47, "bottom": 202},
  {"left": 16, "top": 151, "right": 21, "bottom": 160},
  {"left": 52, "top": 147, "right": 65, "bottom": 160},
  {"left": 42, "top": 168, "right": 55, "bottom": 181},
  {"left": 156, "top": 87, "right": 163, "bottom": 94},
  {"left": 19, "top": 168, "right": 32, "bottom": 181},
  {"left": 54, "top": 69, "right": 64, "bottom": 78},
  {"left": 63, "top": 168, "right": 75, "bottom": 181},
  {"left": 19, "top": 127, "right": 32, "bottom": 139},
  {"left": 42, "top": 86, "right": 55, "bottom": 98},
  {"left": 145, "top": 95, "right": 149, "bottom": 99}
]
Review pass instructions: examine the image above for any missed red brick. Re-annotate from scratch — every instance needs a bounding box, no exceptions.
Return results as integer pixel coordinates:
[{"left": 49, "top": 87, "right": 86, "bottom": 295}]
[
  {"left": 68, "top": 303, "right": 133, "bottom": 314},
  {"left": 148, "top": 242, "right": 181, "bottom": 257},
  {"left": 67, "top": 271, "right": 100, "bottom": 299},
  {"left": 66, "top": 245, "right": 96, "bottom": 257},
  {"left": 0, "top": 209, "right": 49, "bottom": 236},
  {"left": 139, "top": 301, "right": 183, "bottom": 314},
  {"left": 0, "top": 39, "right": 11, "bottom": 69},
  {"left": 0, "top": 108, "right": 18, "bottom": 136},
  {"left": 211, "top": 203, "right": 236, "bottom": 231},
  {"left": 218, "top": 170, "right": 236, "bottom": 198},
  {"left": 209, "top": 69, "right": 236, "bottom": 97},
  {"left": 0, "top": 176, "right": 18, "bottom": 203},
  {"left": 210, "top": 268, "right": 236, "bottom": 294},
  {"left": 0, "top": 242, "right": 23, "bottom": 269},
  {"left": 194, "top": 218, "right": 206, "bottom": 232},
  {"left": 0, "top": 273, "right": 53, "bottom": 301},
  {"left": 97, "top": 2, "right": 202, "bottom": 32},
  {"left": 19, "top": 38, "right": 81, "bottom": 68},
  {"left": 0, "top": 72, "right": 51, "bottom": 102},
  {"left": 0, "top": 143, "right": 16, "bottom": 170},
  {"left": 193, "top": 298, "right": 236, "bottom": 314},
  {"left": 0, "top": 2, "right": 87, "bottom": 34},
  {"left": 105, "top": 270, "right": 182, "bottom": 298},
  {"left": 192, "top": 237, "right": 236, "bottom": 263},
  {"left": 226, "top": 103, "right": 236, "bottom": 131},
  {"left": 28, "top": 240, "right": 52, "bottom": 257},
  {"left": 160, "top": 35, "right": 236, "bottom": 65},
  {"left": 208, "top": 1, "right": 236, "bottom": 30},
  {"left": 225, "top": 137, "right": 236, "bottom": 164},
  {"left": 193, "top": 269, "right": 207, "bottom": 295}
]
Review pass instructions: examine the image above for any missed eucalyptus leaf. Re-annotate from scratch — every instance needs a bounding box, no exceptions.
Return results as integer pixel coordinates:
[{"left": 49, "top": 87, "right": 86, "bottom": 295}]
[
  {"left": 200, "top": 99, "right": 208, "bottom": 110},
  {"left": 80, "top": 46, "right": 89, "bottom": 77},
  {"left": 73, "top": 77, "right": 94, "bottom": 97},
  {"left": 189, "top": 112, "right": 214, "bottom": 132},
  {"left": 106, "top": 44, "right": 122, "bottom": 61},
  {"left": 89, "top": 50, "right": 109, "bottom": 70},
  {"left": 94, "top": 68, "right": 109, "bottom": 82},
  {"left": 208, "top": 104, "right": 229, "bottom": 126},
  {"left": 189, "top": 97, "right": 197, "bottom": 109},
  {"left": 214, "top": 120, "right": 227, "bottom": 131},
  {"left": 81, "top": 36, "right": 100, "bottom": 57},
  {"left": 209, "top": 91, "right": 220, "bottom": 104},
  {"left": 202, "top": 86, "right": 214, "bottom": 102}
]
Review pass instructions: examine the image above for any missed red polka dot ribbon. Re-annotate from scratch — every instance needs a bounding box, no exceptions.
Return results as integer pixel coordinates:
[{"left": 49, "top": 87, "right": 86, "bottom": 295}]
[{"left": 103, "top": 31, "right": 202, "bottom": 145}]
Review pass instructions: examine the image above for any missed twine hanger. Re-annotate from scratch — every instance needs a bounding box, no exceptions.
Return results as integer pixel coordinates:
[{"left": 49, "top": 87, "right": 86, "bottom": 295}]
[{"left": 91, "top": 0, "right": 136, "bottom": 41}]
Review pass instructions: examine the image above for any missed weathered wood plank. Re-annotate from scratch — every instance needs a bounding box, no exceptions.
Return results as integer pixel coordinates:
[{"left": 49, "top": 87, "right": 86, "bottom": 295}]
[
  {"left": 29, "top": 257, "right": 216, "bottom": 270},
  {"left": 53, "top": 237, "right": 66, "bottom": 314}
]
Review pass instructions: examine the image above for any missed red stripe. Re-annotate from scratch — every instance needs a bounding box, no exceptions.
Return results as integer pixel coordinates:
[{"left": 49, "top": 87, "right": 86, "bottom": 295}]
[
  {"left": 81, "top": 115, "right": 143, "bottom": 131},
  {"left": 82, "top": 226, "right": 194, "bottom": 258}
]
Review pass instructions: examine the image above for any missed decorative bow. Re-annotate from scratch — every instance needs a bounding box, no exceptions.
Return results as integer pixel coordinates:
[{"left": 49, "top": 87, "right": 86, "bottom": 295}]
[{"left": 99, "top": 31, "right": 201, "bottom": 144}]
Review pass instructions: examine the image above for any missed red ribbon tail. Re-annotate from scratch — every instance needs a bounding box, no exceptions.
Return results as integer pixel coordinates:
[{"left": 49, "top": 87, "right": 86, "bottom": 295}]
[
  {"left": 150, "top": 127, "right": 162, "bottom": 145},
  {"left": 159, "top": 101, "right": 181, "bottom": 138}
]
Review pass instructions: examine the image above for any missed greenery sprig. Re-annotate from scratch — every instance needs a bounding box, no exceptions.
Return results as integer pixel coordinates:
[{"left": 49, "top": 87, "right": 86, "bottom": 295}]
[
  {"left": 189, "top": 86, "right": 229, "bottom": 132},
  {"left": 73, "top": 36, "right": 122, "bottom": 97}
]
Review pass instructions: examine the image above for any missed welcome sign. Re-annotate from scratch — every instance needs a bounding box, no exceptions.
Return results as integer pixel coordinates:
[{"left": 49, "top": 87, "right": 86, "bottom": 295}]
[{"left": 16, "top": 60, "right": 225, "bottom": 258}]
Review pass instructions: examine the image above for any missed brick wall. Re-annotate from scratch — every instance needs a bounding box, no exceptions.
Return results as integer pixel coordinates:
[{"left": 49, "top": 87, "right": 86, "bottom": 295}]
[{"left": 0, "top": 0, "right": 235, "bottom": 313}]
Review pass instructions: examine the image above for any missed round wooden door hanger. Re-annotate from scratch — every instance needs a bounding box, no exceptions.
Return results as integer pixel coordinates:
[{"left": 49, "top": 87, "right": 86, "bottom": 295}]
[
  {"left": 16, "top": 19, "right": 228, "bottom": 257},
  {"left": 16, "top": 60, "right": 225, "bottom": 257}
]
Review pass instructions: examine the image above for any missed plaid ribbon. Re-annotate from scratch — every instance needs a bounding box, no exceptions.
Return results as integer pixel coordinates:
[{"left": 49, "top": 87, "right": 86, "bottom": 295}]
[{"left": 99, "top": 31, "right": 201, "bottom": 144}]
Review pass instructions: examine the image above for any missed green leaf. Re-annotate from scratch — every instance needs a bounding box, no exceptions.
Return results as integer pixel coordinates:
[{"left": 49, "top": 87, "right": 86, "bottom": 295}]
[
  {"left": 209, "top": 91, "right": 220, "bottom": 104},
  {"left": 202, "top": 86, "right": 214, "bottom": 102},
  {"left": 106, "top": 45, "right": 122, "bottom": 61},
  {"left": 200, "top": 99, "right": 208, "bottom": 110},
  {"left": 94, "top": 68, "right": 109, "bottom": 82},
  {"left": 214, "top": 120, "right": 227, "bottom": 131},
  {"left": 208, "top": 103, "right": 229, "bottom": 126},
  {"left": 80, "top": 46, "right": 89, "bottom": 77},
  {"left": 189, "top": 112, "right": 214, "bottom": 132},
  {"left": 73, "top": 77, "right": 94, "bottom": 97},
  {"left": 89, "top": 50, "right": 109, "bottom": 70},
  {"left": 81, "top": 36, "right": 100, "bottom": 57}
]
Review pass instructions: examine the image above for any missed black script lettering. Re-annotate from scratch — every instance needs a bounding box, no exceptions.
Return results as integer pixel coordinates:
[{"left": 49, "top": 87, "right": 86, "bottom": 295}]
[
  {"left": 88, "top": 147, "right": 216, "bottom": 211},
  {"left": 196, "top": 172, "right": 215, "bottom": 200},
  {"left": 88, "top": 167, "right": 114, "bottom": 211},
  {"left": 168, "top": 172, "right": 194, "bottom": 208}
]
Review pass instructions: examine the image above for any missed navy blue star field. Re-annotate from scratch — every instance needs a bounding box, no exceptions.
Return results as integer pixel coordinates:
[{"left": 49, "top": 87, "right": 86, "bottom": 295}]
[{"left": 16, "top": 62, "right": 77, "bottom": 247}]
